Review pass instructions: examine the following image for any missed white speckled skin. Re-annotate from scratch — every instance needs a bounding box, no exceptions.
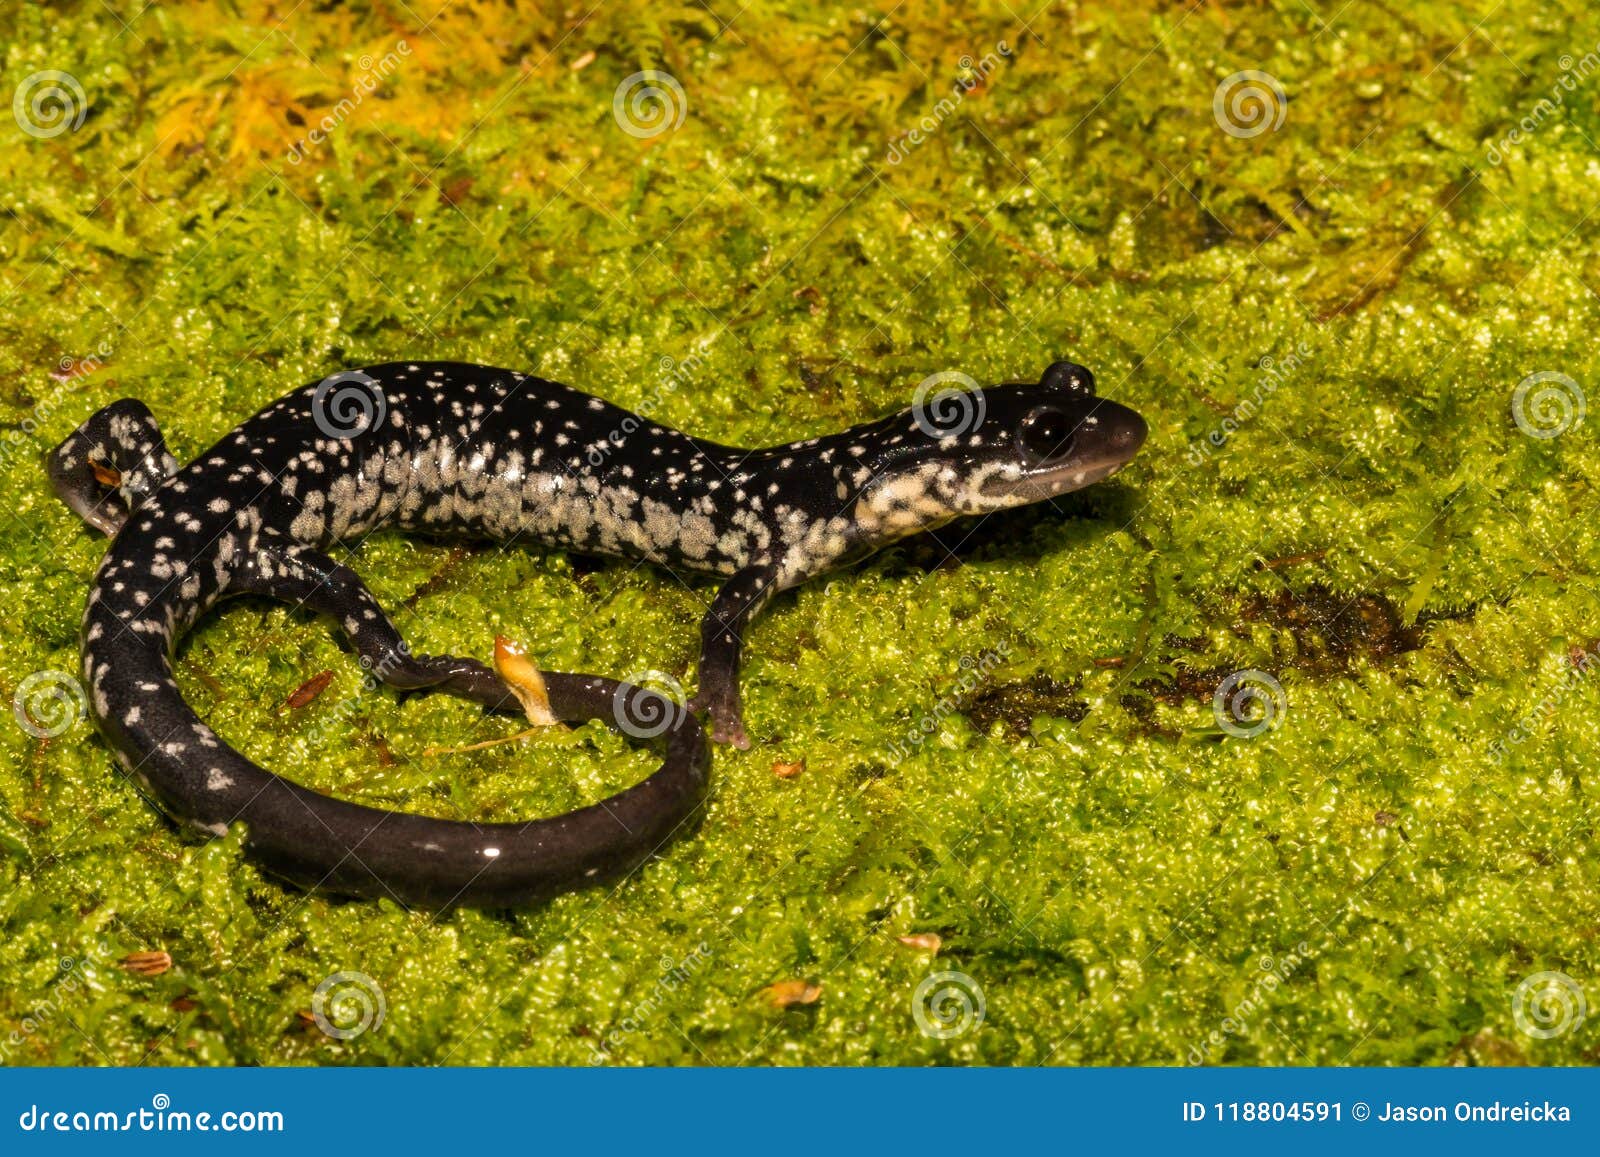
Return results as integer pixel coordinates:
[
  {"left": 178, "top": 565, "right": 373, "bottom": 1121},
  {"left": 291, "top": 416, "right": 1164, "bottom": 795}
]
[{"left": 46, "top": 360, "right": 1145, "bottom": 907}]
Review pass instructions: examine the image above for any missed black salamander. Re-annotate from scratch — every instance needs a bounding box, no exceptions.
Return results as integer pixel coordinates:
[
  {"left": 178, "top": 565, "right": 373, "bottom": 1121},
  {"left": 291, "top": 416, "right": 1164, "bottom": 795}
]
[{"left": 47, "top": 360, "right": 1146, "bottom": 907}]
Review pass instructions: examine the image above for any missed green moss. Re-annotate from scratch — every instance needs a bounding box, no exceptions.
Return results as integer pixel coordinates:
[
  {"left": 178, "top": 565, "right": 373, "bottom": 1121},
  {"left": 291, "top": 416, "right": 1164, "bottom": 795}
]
[{"left": 2, "top": 0, "right": 1598, "bottom": 1066}]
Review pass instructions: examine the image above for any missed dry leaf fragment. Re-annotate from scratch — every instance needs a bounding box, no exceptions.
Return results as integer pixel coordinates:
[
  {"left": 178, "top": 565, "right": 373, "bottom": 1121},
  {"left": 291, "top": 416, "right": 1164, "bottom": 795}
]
[
  {"left": 762, "top": 979, "right": 822, "bottom": 1009},
  {"left": 896, "top": 933, "right": 943, "bottom": 954},
  {"left": 119, "top": 950, "right": 172, "bottom": 975},
  {"left": 285, "top": 670, "right": 334, "bottom": 710},
  {"left": 424, "top": 637, "right": 565, "bottom": 756},
  {"left": 440, "top": 176, "right": 474, "bottom": 206},
  {"left": 494, "top": 636, "right": 558, "bottom": 726}
]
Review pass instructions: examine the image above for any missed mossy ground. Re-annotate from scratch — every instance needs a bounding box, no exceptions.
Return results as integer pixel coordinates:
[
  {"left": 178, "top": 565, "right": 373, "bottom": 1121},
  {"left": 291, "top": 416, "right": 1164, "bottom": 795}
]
[{"left": 2, "top": 0, "right": 1599, "bottom": 1066}]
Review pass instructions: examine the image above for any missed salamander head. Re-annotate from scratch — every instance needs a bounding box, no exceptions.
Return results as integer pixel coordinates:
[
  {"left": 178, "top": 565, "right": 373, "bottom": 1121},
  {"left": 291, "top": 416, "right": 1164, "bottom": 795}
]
[
  {"left": 46, "top": 398, "right": 179, "bottom": 536},
  {"left": 852, "top": 360, "right": 1146, "bottom": 530}
]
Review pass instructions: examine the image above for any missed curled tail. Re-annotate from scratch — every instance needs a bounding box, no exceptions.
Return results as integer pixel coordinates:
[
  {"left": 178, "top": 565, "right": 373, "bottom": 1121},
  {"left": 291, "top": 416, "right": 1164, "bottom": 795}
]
[{"left": 49, "top": 400, "right": 712, "bottom": 908}]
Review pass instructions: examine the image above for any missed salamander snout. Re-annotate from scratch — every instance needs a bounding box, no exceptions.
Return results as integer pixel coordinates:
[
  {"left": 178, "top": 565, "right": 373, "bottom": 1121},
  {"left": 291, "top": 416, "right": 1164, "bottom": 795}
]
[{"left": 1094, "top": 398, "right": 1148, "bottom": 458}]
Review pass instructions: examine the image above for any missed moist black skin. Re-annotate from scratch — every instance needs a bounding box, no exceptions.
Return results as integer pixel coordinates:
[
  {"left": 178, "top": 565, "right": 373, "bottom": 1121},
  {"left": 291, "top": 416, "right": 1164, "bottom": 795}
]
[{"left": 46, "top": 360, "right": 1146, "bottom": 907}]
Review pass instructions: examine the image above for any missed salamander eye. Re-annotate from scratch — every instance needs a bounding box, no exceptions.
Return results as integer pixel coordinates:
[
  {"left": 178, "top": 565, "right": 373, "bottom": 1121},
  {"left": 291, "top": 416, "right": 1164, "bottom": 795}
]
[{"left": 1017, "top": 407, "right": 1075, "bottom": 463}]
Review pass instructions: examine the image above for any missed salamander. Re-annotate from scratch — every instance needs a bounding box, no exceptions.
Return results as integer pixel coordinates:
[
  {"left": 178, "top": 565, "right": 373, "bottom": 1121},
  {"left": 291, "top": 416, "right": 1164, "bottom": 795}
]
[{"left": 46, "top": 359, "right": 1146, "bottom": 907}]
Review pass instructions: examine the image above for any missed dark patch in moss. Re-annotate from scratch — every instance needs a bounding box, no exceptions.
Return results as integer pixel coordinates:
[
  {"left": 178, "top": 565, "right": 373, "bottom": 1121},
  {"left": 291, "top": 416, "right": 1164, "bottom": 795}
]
[
  {"left": 1139, "top": 586, "right": 1430, "bottom": 708},
  {"left": 848, "top": 762, "right": 891, "bottom": 782},
  {"left": 964, "top": 673, "right": 1087, "bottom": 735},
  {"left": 1240, "top": 584, "right": 1423, "bottom": 668},
  {"left": 1116, "top": 688, "right": 1180, "bottom": 739}
]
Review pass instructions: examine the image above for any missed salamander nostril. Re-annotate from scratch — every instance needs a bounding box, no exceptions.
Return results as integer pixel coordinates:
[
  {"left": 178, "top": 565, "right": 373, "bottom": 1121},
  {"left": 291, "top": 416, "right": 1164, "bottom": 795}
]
[{"left": 1018, "top": 407, "right": 1076, "bottom": 462}]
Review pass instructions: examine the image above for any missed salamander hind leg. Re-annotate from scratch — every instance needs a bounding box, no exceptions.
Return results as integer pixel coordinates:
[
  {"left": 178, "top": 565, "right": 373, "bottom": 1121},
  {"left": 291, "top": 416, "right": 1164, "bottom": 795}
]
[{"left": 236, "top": 539, "right": 516, "bottom": 713}]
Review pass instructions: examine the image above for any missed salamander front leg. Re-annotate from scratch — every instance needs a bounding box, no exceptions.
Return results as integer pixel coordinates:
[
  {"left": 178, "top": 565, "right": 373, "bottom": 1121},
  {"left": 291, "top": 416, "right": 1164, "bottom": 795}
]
[
  {"left": 236, "top": 542, "right": 516, "bottom": 713},
  {"left": 688, "top": 564, "right": 779, "bottom": 749}
]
